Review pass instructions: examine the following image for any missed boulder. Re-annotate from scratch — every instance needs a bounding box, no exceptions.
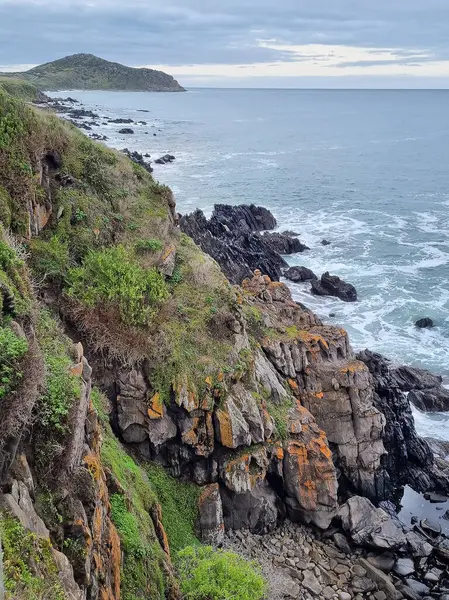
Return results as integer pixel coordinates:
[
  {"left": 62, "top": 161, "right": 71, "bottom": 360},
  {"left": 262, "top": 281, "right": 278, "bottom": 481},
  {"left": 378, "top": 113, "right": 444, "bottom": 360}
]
[
  {"left": 284, "top": 266, "right": 318, "bottom": 282},
  {"left": 311, "top": 272, "right": 357, "bottom": 302},
  {"left": 321, "top": 239, "right": 331, "bottom": 246},
  {"left": 212, "top": 203, "right": 277, "bottom": 232},
  {"left": 118, "top": 128, "right": 134, "bottom": 134},
  {"left": 155, "top": 154, "right": 176, "bottom": 164},
  {"left": 220, "top": 480, "right": 279, "bottom": 533},
  {"left": 404, "top": 579, "right": 430, "bottom": 596},
  {"left": 409, "top": 387, "right": 449, "bottom": 412},
  {"left": 122, "top": 148, "right": 153, "bottom": 173},
  {"left": 339, "top": 496, "right": 407, "bottom": 550},
  {"left": 415, "top": 318, "right": 433, "bottom": 328}
]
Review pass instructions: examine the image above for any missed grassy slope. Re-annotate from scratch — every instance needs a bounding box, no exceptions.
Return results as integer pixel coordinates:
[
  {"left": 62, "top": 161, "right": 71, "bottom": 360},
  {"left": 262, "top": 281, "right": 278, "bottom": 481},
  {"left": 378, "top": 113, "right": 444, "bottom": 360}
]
[
  {"left": 0, "top": 77, "right": 47, "bottom": 102},
  {"left": 0, "top": 83, "right": 263, "bottom": 599}
]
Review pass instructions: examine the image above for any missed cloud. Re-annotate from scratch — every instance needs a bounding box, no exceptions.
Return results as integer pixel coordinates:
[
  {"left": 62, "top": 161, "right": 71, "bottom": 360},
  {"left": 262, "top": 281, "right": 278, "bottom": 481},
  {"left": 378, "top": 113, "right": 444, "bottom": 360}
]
[{"left": 1, "top": 0, "right": 449, "bottom": 85}]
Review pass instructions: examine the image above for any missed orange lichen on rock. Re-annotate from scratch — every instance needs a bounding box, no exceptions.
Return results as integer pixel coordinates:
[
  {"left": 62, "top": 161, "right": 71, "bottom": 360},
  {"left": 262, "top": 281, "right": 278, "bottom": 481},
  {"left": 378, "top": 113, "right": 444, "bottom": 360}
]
[
  {"left": 147, "top": 392, "right": 163, "bottom": 419},
  {"left": 83, "top": 454, "right": 102, "bottom": 481},
  {"left": 109, "top": 522, "right": 121, "bottom": 599},
  {"left": 339, "top": 361, "right": 366, "bottom": 375},
  {"left": 215, "top": 407, "right": 234, "bottom": 448},
  {"left": 71, "top": 361, "right": 83, "bottom": 376},
  {"left": 288, "top": 378, "right": 299, "bottom": 392}
]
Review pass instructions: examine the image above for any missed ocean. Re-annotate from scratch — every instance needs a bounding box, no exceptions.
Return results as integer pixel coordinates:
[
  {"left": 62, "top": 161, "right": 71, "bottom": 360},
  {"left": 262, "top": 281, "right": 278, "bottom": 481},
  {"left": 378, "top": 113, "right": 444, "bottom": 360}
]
[{"left": 52, "top": 88, "right": 449, "bottom": 441}]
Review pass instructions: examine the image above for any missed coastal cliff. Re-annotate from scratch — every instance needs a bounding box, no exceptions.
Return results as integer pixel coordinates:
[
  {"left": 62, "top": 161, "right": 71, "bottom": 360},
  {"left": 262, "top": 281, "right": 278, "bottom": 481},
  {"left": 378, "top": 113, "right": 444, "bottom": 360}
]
[{"left": 0, "top": 85, "right": 448, "bottom": 600}]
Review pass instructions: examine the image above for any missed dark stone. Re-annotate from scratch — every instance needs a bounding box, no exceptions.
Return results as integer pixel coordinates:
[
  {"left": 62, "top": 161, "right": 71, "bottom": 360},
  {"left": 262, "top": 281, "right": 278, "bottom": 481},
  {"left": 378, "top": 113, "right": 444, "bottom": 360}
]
[
  {"left": 68, "top": 108, "right": 99, "bottom": 119},
  {"left": 137, "top": 109, "right": 150, "bottom": 112},
  {"left": 321, "top": 239, "right": 331, "bottom": 246},
  {"left": 391, "top": 365, "right": 442, "bottom": 392},
  {"left": 284, "top": 266, "right": 318, "bottom": 283},
  {"left": 356, "top": 350, "right": 436, "bottom": 497},
  {"left": 138, "top": 121, "right": 147, "bottom": 125},
  {"left": 220, "top": 481, "right": 280, "bottom": 534},
  {"left": 259, "top": 232, "right": 309, "bottom": 254},
  {"left": 404, "top": 579, "right": 430, "bottom": 596},
  {"left": 311, "top": 272, "right": 357, "bottom": 302},
  {"left": 121, "top": 148, "right": 153, "bottom": 173},
  {"left": 415, "top": 318, "right": 434, "bottom": 329},
  {"left": 420, "top": 518, "right": 441, "bottom": 537},
  {"left": 90, "top": 133, "right": 108, "bottom": 141},
  {"left": 154, "top": 154, "right": 175, "bottom": 164},
  {"left": 332, "top": 532, "right": 352, "bottom": 554},
  {"left": 118, "top": 128, "right": 134, "bottom": 134},
  {"left": 424, "top": 492, "right": 448, "bottom": 503},
  {"left": 108, "top": 118, "right": 134, "bottom": 124},
  {"left": 366, "top": 552, "right": 395, "bottom": 573},
  {"left": 409, "top": 387, "right": 449, "bottom": 412},
  {"left": 180, "top": 205, "right": 288, "bottom": 284}
]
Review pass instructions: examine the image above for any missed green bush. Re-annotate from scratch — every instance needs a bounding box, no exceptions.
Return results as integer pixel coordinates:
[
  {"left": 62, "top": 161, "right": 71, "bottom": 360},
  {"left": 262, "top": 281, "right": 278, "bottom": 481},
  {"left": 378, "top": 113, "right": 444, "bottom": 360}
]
[
  {"left": 29, "top": 235, "right": 70, "bottom": 280},
  {"left": 177, "top": 546, "right": 266, "bottom": 600},
  {"left": 135, "top": 238, "right": 163, "bottom": 253},
  {"left": 0, "top": 325, "right": 28, "bottom": 398},
  {"left": 66, "top": 245, "right": 169, "bottom": 326}
]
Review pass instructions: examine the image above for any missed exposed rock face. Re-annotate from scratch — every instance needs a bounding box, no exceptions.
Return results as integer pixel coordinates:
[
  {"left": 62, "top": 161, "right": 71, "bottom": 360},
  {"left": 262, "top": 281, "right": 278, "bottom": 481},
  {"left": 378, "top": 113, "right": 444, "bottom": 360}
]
[
  {"left": 284, "top": 266, "right": 318, "bottom": 282},
  {"left": 391, "top": 365, "right": 443, "bottom": 391},
  {"left": 179, "top": 204, "right": 292, "bottom": 283},
  {"left": 356, "top": 350, "right": 444, "bottom": 493},
  {"left": 122, "top": 148, "right": 153, "bottom": 173},
  {"left": 409, "top": 387, "right": 449, "bottom": 412},
  {"left": 311, "top": 272, "right": 358, "bottom": 302}
]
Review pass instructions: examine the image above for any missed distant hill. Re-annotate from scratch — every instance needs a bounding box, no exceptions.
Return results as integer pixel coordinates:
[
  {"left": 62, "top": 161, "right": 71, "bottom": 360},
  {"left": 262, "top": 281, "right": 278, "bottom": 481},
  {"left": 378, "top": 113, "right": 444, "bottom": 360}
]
[{"left": 1, "top": 53, "right": 185, "bottom": 92}]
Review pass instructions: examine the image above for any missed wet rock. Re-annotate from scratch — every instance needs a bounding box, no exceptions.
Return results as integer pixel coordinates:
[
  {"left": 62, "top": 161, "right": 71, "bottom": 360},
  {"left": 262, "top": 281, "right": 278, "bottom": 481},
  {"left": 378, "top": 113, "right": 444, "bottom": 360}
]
[
  {"left": 212, "top": 203, "right": 277, "bottom": 232},
  {"left": 118, "top": 127, "right": 134, "bottom": 134},
  {"left": 435, "top": 537, "right": 449, "bottom": 560},
  {"left": 405, "top": 531, "right": 433, "bottom": 558},
  {"left": 311, "top": 272, "right": 357, "bottom": 302},
  {"left": 333, "top": 532, "right": 353, "bottom": 554},
  {"left": 358, "top": 558, "right": 397, "bottom": 598},
  {"left": 424, "top": 567, "right": 443, "bottom": 582},
  {"left": 424, "top": 491, "right": 448, "bottom": 503},
  {"left": 420, "top": 518, "right": 441, "bottom": 537},
  {"left": 155, "top": 154, "right": 176, "bottom": 164},
  {"left": 394, "top": 557, "right": 415, "bottom": 577},
  {"left": 339, "top": 496, "right": 407, "bottom": 550},
  {"left": 409, "top": 387, "right": 449, "bottom": 412},
  {"left": 68, "top": 108, "right": 99, "bottom": 119},
  {"left": 259, "top": 231, "right": 309, "bottom": 254},
  {"left": 321, "top": 239, "right": 331, "bottom": 246},
  {"left": 415, "top": 318, "right": 433, "bottom": 329},
  {"left": 108, "top": 117, "right": 134, "bottom": 123},
  {"left": 284, "top": 265, "right": 318, "bottom": 282}
]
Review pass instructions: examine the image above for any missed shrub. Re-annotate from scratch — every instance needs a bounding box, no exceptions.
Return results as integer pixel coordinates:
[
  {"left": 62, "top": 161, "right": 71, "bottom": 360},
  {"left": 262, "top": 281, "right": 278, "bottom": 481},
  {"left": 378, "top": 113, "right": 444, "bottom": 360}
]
[
  {"left": 29, "top": 235, "right": 70, "bottom": 281},
  {"left": 66, "top": 245, "right": 169, "bottom": 326},
  {"left": 0, "top": 325, "right": 28, "bottom": 398},
  {"left": 177, "top": 546, "right": 266, "bottom": 600},
  {"left": 135, "top": 238, "right": 163, "bottom": 253},
  {"left": 1, "top": 513, "right": 66, "bottom": 600}
]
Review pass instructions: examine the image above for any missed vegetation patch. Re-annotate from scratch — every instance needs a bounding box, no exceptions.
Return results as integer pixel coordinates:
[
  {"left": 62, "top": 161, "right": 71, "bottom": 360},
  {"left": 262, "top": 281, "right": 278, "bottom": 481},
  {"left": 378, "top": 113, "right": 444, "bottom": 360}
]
[
  {"left": 177, "top": 545, "right": 266, "bottom": 600},
  {"left": 146, "top": 463, "right": 201, "bottom": 553},
  {"left": 0, "top": 513, "right": 66, "bottom": 600},
  {"left": 0, "top": 324, "right": 28, "bottom": 399}
]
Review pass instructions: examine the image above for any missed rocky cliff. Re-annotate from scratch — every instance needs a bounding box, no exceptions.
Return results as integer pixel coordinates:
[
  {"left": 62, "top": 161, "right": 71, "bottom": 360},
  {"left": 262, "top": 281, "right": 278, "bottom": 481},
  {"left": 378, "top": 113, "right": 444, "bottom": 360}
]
[{"left": 0, "top": 84, "right": 447, "bottom": 600}]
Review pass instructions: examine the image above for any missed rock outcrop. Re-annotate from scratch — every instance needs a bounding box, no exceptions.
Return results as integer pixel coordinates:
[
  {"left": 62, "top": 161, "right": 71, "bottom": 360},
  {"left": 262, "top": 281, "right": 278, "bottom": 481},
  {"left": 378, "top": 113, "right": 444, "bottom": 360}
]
[
  {"left": 311, "top": 272, "right": 358, "bottom": 302},
  {"left": 284, "top": 266, "right": 318, "bottom": 282},
  {"left": 180, "top": 204, "right": 302, "bottom": 283},
  {"left": 391, "top": 363, "right": 449, "bottom": 413}
]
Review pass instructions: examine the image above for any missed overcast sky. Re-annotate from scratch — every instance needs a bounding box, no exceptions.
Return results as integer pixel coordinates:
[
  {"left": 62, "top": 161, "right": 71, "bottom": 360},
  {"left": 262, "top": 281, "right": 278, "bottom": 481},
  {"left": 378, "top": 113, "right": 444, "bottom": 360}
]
[{"left": 2, "top": 0, "right": 449, "bottom": 87}]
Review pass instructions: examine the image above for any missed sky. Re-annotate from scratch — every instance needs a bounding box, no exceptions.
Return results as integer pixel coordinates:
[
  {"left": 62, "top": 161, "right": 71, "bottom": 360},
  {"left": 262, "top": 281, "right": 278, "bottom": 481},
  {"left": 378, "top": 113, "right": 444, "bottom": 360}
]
[{"left": 1, "top": 0, "right": 449, "bottom": 88}]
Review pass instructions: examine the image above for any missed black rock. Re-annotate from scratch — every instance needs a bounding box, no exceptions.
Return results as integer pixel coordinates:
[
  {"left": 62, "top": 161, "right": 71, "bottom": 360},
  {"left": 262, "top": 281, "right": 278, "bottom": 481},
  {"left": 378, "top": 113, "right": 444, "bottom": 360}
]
[
  {"left": 89, "top": 133, "right": 108, "bottom": 141},
  {"left": 118, "top": 128, "right": 134, "bottom": 134},
  {"left": 311, "top": 272, "right": 357, "bottom": 302},
  {"left": 356, "top": 350, "right": 435, "bottom": 498},
  {"left": 321, "top": 239, "right": 331, "bottom": 246},
  {"left": 260, "top": 232, "right": 309, "bottom": 254},
  {"left": 121, "top": 148, "right": 153, "bottom": 173},
  {"left": 180, "top": 205, "right": 288, "bottom": 284},
  {"left": 109, "top": 118, "right": 134, "bottom": 124},
  {"left": 284, "top": 266, "right": 318, "bottom": 283},
  {"left": 153, "top": 133, "right": 157, "bottom": 136},
  {"left": 424, "top": 492, "right": 448, "bottom": 503},
  {"left": 391, "top": 365, "right": 443, "bottom": 392},
  {"left": 415, "top": 318, "right": 434, "bottom": 329},
  {"left": 409, "top": 387, "right": 449, "bottom": 412},
  {"left": 138, "top": 121, "right": 147, "bottom": 125},
  {"left": 68, "top": 108, "right": 99, "bottom": 119},
  {"left": 155, "top": 154, "right": 175, "bottom": 164},
  {"left": 137, "top": 109, "right": 150, "bottom": 112}
]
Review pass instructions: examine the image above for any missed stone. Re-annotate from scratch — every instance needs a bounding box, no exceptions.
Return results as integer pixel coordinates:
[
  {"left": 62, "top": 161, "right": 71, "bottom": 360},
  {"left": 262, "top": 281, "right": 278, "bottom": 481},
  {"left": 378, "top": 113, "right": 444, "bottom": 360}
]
[
  {"left": 339, "top": 496, "right": 407, "bottom": 550},
  {"left": 358, "top": 558, "right": 398, "bottom": 599},
  {"left": 321, "top": 239, "right": 331, "bottom": 246},
  {"left": 283, "top": 265, "right": 318, "bottom": 282},
  {"left": 424, "top": 492, "right": 448, "bottom": 503},
  {"left": 415, "top": 318, "right": 433, "bottom": 329},
  {"left": 311, "top": 272, "right": 357, "bottom": 302},
  {"left": 352, "top": 577, "right": 376, "bottom": 593},
  {"left": 121, "top": 148, "right": 153, "bottom": 173},
  {"left": 333, "top": 533, "right": 353, "bottom": 554},
  {"left": 394, "top": 558, "right": 415, "bottom": 577},
  {"left": 51, "top": 549, "right": 84, "bottom": 600},
  {"left": 404, "top": 580, "right": 430, "bottom": 596},
  {"left": 323, "top": 585, "right": 335, "bottom": 599},
  {"left": 352, "top": 564, "right": 367, "bottom": 577},
  {"left": 302, "top": 571, "right": 322, "bottom": 596},
  {"left": 405, "top": 532, "right": 433, "bottom": 558},
  {"left": 334, "top": 564, "right": 349, "bottom": 574},
  {"left": 374, "top": 593, "right": 387, "bottom": 600},
  {"left": 423, "top": 567, "right": 443, "bottom": 582},
  {"left": 260, "top": 231, "right": 309, "bottom": 254},
  {"left": 339, "top": 593, "right": 351, "bottom": 600},
  {"left": 391, "top": 365, "right": 442, "bottom": 392},
  {"left": 366, "top": 552, "right": 395, "bottom": 572},
  {"left": 118, "top": 127, "right": 134, "bottom": 134},
  {"left": 419, "top": 518, "right": 441, "bottom": 537},
  {"left": 435, "top": 537, "right": 449, "bottom": 560}
]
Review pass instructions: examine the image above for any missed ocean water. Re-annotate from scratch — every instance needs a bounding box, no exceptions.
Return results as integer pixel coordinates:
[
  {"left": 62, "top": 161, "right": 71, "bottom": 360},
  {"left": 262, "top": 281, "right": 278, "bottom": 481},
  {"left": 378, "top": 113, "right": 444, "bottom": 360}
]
[{"left": 52, "top": 88, "right": 449, "bottom": 440}]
